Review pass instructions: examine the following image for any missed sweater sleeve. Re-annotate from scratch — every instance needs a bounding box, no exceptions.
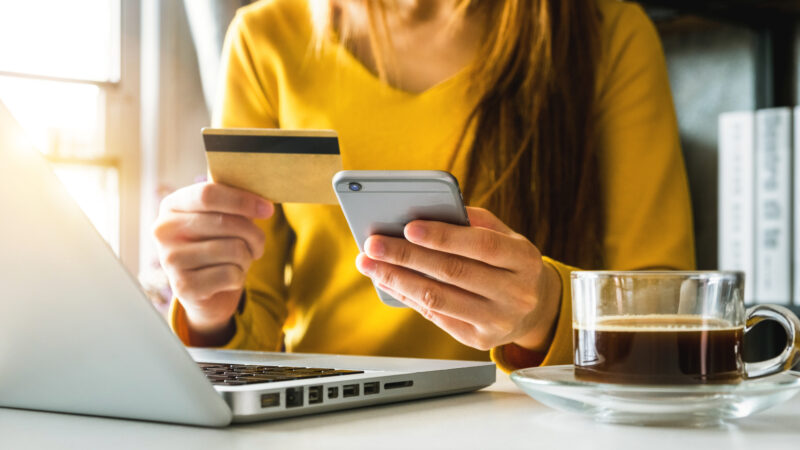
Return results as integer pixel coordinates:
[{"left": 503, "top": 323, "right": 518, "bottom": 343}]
[
  {"left": 490, "top": 3, "right": 696, "bottom": 373},
  {"left": 169, "top": 10, "right": 293, "bottom": 351}
]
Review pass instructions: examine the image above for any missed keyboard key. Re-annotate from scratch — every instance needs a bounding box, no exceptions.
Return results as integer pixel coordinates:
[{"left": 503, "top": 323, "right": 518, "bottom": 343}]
[{"left": 199, "top": 362, "right": 365, "bottom": 386}]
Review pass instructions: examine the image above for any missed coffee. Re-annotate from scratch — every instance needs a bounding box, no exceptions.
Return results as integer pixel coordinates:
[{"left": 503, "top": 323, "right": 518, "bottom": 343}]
[{"left": 573, "top": 315, "right": 744, "bottom": 385}]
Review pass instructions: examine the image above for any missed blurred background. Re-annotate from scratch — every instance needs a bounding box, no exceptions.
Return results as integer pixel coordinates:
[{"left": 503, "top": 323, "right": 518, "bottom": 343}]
[{"left": 0, "top": 0, "right": 798, "bottom": 318}]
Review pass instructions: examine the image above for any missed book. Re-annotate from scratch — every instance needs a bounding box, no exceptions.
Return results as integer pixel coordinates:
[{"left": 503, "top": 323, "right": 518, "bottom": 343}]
[
  {"left": 755, "top": 108, "right": 792, "bottom": 304},
  {"left": 718, "top": 111, "right": 756, "bottom": 303}
]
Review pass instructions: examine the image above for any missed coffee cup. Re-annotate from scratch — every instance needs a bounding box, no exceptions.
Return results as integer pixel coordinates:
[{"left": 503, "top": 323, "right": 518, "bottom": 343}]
[{"left": 571, "top": 271, "right": 800, "bottom": 384}]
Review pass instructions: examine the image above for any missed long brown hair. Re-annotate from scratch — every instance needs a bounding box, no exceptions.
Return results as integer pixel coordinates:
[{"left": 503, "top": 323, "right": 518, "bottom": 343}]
[{"left": 314, "top": 0, "right": 603, "bottom": 268}]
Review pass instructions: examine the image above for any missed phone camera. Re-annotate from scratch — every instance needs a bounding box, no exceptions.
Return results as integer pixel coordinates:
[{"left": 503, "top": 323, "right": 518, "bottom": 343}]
[{"left": 348, "top": 182, "right": 362, "bottom": 192}]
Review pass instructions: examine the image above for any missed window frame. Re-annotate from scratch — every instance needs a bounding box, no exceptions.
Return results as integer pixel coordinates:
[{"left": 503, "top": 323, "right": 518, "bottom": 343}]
[
  {"left": 0, "top": 0, "right": 141, "bottom": 273},
  {"left": 110, "top": 0, "right": 142, "bottom": 274}
]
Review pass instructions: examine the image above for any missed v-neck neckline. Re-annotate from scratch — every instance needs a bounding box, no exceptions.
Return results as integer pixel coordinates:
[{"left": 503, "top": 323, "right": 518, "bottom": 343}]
[{"left": 325, "top": 31, "right": 472, "bottom": 99}]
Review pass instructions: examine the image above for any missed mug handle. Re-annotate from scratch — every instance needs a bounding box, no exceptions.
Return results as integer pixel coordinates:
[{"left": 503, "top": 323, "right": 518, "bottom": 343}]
[{"left": 744, "top": 304, "right": 800, "bottom": 379}]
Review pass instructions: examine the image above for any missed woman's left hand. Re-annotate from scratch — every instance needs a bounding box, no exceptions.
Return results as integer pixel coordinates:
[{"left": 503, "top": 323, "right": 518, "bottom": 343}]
[{"left": 355, "top": 207, "right": 562, "bottom": 352}]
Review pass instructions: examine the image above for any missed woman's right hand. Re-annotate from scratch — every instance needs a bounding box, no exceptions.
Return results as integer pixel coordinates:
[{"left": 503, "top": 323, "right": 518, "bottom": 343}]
[{"left": 152, "top": 182, "right": 274, "bottom": 345}]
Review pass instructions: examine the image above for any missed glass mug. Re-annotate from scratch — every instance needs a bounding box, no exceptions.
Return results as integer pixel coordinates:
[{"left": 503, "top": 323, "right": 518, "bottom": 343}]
[{"left": 571, "top": 271, "right": 800, "bottom": 385}]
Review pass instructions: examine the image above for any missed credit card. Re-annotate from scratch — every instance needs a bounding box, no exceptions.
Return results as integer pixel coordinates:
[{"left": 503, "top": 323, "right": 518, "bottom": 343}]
[{"left": 203, "top": 128, "right": 342, "bottom": 204}]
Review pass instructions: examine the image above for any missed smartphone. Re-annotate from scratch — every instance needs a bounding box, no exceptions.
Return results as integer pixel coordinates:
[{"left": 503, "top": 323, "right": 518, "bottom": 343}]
[{"left": 333, "top": 170, "right": 470, "bottom": 307}]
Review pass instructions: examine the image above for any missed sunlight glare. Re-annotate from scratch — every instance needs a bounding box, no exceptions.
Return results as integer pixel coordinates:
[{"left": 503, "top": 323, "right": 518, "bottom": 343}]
[
  {"left": 0, "top": 0, "right": 121, "bottom": 252},
  {"left": 0, "top": 0, "right": 119, "bottom": 81},
  {"left": 0, "top": 77, "right": 104, "bottom": 158}
]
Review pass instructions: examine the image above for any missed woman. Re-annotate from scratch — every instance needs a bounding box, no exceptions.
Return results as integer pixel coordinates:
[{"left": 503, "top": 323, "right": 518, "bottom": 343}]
[{"left": 153, "top": 0, "right": 695, "bottom": 372}]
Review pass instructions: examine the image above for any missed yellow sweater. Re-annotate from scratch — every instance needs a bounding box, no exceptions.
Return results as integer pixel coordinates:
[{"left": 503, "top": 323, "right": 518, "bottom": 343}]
[{"left": 171, "top": 0, "right": 696, "bottom": 371}]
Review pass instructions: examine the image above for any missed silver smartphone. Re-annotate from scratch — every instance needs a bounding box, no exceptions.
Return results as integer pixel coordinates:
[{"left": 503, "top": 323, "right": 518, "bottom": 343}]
[{"left": 333, "top": 170, "right": 470, "bottom": 307}]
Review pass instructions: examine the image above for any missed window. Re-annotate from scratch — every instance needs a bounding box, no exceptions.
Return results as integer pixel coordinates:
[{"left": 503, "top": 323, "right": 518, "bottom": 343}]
[{"left": 0, "top": 0, "right": 140, "bottom": 269}]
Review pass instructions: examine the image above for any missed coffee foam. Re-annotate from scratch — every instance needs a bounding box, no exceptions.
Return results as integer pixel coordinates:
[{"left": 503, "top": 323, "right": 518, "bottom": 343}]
[{"left": 574, "top": 314, "right": 741, "bottom": 332}]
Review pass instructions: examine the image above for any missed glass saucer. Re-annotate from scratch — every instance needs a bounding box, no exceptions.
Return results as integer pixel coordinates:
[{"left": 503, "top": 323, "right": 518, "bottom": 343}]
[{"left": 511, "top": 365, "right": 800, "bottom": 427}]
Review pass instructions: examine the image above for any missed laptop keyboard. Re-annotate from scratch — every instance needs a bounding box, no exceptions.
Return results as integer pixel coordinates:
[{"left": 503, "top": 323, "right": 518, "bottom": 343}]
[{"left": 198, "top": 362, "right": 364, "bottom": 386}]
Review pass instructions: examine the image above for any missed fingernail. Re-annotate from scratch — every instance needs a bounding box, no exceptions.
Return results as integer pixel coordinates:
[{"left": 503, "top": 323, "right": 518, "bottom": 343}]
[
  {"left": 257, "top": 201, "right": 272, "bottom": 217},
  {"left": 356, "top": 255, "right": 376, "bottom": 275},
  {"left": 366, "top": 238, "right": 385, "bottom": 258},
  {"left": 405, "top": 223, "right": 427, "bottom": 242}
]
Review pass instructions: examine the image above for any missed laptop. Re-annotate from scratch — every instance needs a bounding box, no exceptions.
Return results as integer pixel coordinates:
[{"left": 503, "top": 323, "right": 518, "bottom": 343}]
[{"left": 0, "top": 103, "right": 495, "bottom": 427}]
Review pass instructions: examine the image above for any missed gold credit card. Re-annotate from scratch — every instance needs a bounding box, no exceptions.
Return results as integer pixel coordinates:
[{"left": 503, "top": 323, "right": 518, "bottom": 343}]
[{"left": 203, "top": 128, "right": 342, "bottom": 204}]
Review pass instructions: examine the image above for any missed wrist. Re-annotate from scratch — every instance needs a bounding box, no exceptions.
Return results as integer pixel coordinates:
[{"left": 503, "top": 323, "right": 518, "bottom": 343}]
[
  {"left": 512, "top": 261, "right": 562, "bottom": 352},
  {"left": 186, "top": 316, "right": 236, "bottom": 347},
  {"left": 181, "top": 289, "right": 243, "bottom": 346}
]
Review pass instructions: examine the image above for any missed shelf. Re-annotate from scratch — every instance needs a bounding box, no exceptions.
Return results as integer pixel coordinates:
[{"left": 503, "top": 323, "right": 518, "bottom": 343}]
[
  {"left": 644, "top": 0, "right": 798, "bottom": 108},
  {"left": 640, "top": 0, "right": 800, "bottom": 27}
]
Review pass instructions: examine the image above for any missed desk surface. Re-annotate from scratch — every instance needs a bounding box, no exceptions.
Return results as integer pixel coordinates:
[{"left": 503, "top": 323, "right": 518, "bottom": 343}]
[{"left": 1, "top": 369, "right": 798, "bottom": 449}]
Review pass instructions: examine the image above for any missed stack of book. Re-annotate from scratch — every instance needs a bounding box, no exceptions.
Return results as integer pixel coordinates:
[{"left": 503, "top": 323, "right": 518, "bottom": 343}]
[{"left": 718, "top": 107, "right": 800, "bottom": 305}]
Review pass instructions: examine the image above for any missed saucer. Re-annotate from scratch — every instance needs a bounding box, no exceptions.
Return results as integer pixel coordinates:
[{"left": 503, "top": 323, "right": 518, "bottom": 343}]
[{"left": 510, "top": 365, "right": 800, "bottom": 426}]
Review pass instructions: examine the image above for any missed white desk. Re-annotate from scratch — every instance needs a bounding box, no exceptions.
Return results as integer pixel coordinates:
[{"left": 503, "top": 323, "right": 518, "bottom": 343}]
[{"left": 1, "top": 369, "right": 798, "bottom": 449}]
